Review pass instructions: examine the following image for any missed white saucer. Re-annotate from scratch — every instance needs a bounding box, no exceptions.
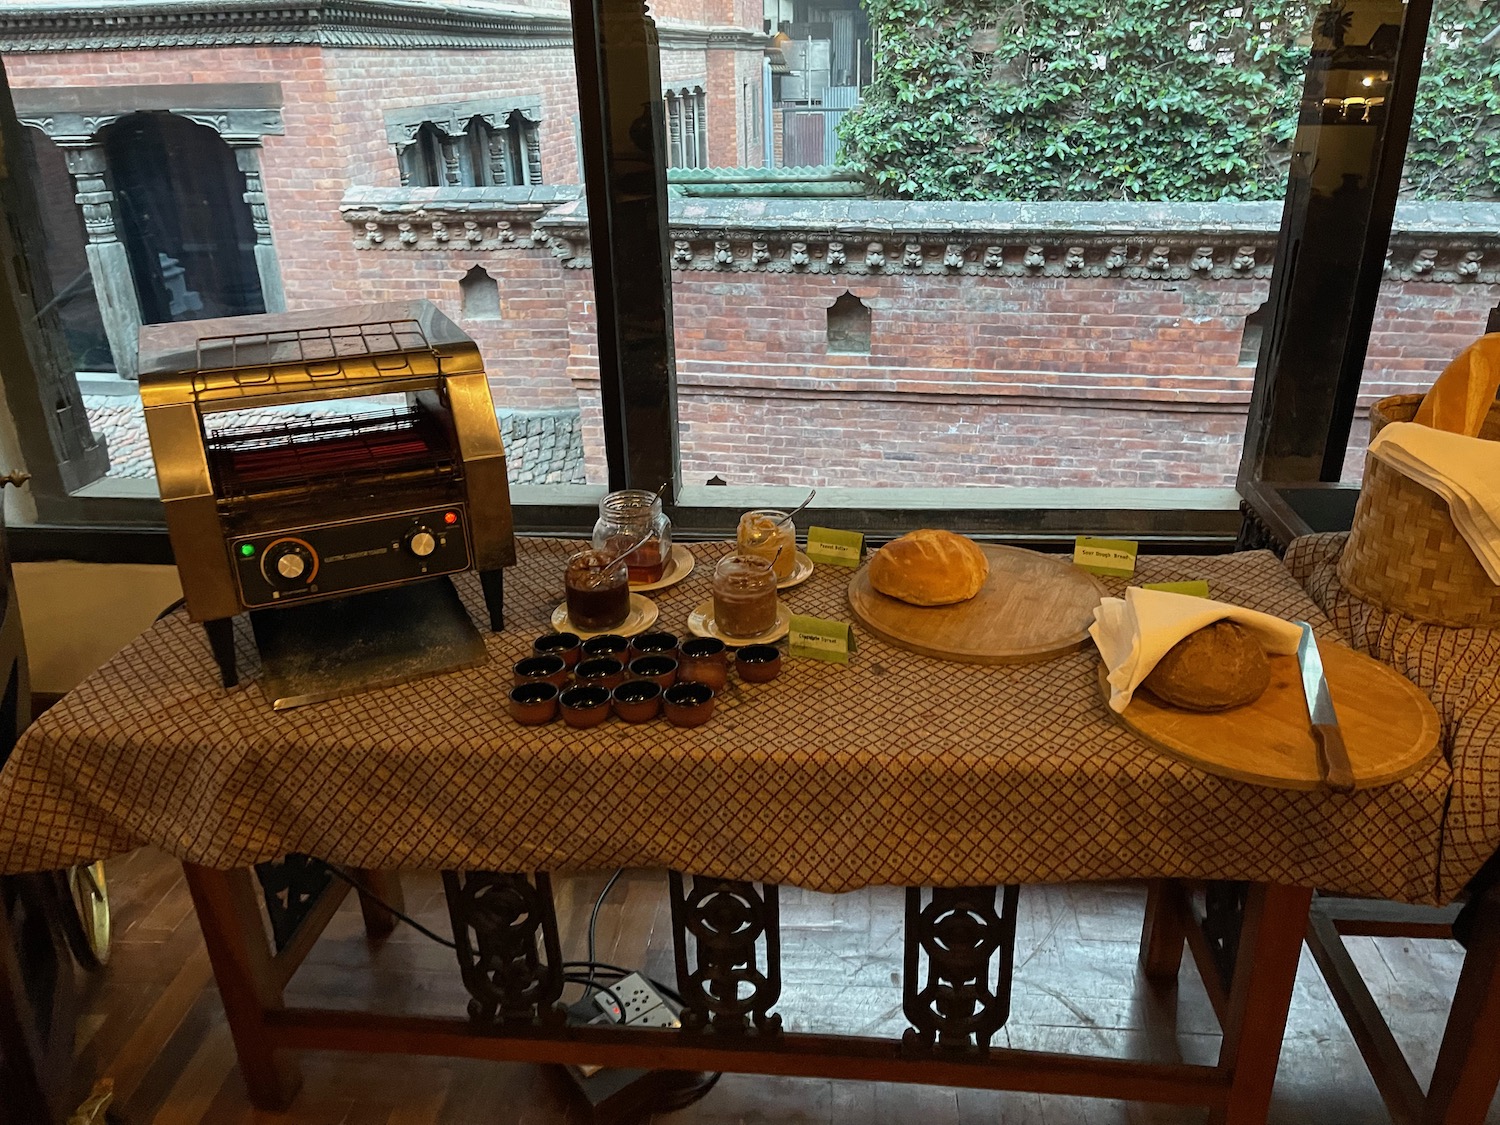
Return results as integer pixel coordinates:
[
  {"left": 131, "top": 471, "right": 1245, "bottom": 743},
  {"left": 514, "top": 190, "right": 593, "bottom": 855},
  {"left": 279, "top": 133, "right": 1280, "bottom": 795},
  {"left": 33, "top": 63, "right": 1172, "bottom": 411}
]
[
  {"left": 630, "top": 544, "right": 696, "bottom": 592},
  {"left": 551, "top": 594, "right": 659, "bottom": 639},
  {"left": 686, "top": 599, "right": 791, "bottom": 646},
  {"left": 777, "top": 551, "right": 815, "bottom": 590}
]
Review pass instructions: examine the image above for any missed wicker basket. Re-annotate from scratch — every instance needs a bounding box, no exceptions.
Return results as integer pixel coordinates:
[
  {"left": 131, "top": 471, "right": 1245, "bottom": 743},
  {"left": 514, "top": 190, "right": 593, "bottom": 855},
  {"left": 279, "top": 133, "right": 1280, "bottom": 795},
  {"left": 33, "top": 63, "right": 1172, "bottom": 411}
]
[{"left": 1336, "top": 393, "right": 1500, "bottom": 627}]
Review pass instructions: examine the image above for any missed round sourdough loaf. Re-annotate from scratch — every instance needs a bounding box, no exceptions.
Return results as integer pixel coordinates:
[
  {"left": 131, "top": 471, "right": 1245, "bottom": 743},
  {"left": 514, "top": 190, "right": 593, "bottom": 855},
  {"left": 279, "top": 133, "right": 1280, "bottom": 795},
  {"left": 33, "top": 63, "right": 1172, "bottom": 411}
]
[
  {"left": 868, "top": 529, "right": 989, "bottom": 606},
  {"left": 1141, "top": 620, "right": 1270, "bottom": 712}
]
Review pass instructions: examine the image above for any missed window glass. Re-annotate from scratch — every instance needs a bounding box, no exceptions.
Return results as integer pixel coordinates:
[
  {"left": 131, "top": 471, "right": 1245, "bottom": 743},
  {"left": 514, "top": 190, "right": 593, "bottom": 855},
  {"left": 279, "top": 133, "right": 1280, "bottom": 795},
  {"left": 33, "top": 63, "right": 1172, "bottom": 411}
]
[
  {"left": 663, "top": 1, "right": 1318, "bottom": 492},
  {"left": 1, "top": 7, "right": 606, "bottom": 516},
  {"left": 1341, "top": 0, "right": 1500, "bottom": 482}
]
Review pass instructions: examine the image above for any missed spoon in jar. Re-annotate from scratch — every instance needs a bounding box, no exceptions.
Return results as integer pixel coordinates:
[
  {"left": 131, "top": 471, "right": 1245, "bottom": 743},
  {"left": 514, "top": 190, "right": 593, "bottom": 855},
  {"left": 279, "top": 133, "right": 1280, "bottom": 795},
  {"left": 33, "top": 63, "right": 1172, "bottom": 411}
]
[{"left": 775, "top": 488, "right": 817, "bottom": 528}]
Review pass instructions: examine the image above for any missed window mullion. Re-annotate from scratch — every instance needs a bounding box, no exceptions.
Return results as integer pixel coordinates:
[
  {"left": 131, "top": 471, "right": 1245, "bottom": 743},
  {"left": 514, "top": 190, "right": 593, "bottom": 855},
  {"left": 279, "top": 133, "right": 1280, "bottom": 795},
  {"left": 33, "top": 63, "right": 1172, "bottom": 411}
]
[{"left": 568, "top": 0, "right": 679, "bottom": 499}]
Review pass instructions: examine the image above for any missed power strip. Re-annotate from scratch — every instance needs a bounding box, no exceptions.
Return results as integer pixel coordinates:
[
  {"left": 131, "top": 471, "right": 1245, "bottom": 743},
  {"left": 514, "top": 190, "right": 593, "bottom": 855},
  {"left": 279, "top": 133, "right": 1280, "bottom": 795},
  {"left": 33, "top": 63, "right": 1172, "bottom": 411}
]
[
  {"left": 590, "top": 972, "right": 681, "bottom": 1030},
  {"left": 562, "top": 973, "right": 708, "bottom": 1123}
]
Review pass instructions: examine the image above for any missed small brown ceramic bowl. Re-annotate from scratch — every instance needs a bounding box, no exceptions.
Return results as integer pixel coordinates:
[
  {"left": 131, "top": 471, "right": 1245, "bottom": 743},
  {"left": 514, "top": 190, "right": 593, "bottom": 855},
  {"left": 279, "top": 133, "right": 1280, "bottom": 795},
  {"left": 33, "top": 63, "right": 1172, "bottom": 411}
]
[
  {"left": 629, "top": 631, "right": 679, "bottom": 661},
  {"left": 533, "top": 631, "right": 582, "bottom": 668},
  {"left": 580, "top": 634, "right": 630, "bottom": 660},
  {"left": 663, "top": 681, "right": 715, "bottom": 728},
  {"left": 611, "top": 679, "right": 662, "bottom": 723},
  {"left": 575, "top": 657, "right": 625, "bottom": 692},
  {"left": 677, "top": 637, "right": 729, "bottom": 691},
  {"left": 513, "top": 653, "right": 569, "bottom": 689},
  {"left": 627, "top": 655, "right": 678, "bottom": 689},
  {"left": 508, "top": 682, "right": 559, "bottom": 725},
  {"left": 735, "top": 644, "right": 783, "bottom": 683},
  {"left": 559, "top": 684, "right": 611, "bottom": 728}
]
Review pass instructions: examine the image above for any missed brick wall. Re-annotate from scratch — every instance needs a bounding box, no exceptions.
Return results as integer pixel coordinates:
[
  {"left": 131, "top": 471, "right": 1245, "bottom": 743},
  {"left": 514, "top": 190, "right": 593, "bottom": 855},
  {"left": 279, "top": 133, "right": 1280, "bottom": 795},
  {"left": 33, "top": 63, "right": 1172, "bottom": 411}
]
[
  {"left": 1, "top": 34, "right": 716, "bottom": 414},
  {"left": 12, "top": 38, "right": 1499, "bottom": 493}
]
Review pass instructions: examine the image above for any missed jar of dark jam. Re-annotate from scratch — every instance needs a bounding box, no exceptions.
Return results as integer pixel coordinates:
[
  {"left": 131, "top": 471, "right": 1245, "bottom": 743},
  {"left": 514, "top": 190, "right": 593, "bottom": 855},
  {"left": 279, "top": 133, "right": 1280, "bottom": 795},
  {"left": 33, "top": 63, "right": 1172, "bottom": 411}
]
[
  {"left": 565, "top": 549, "right": 630, "bottom": 631},
  {"left": 592, "top": 489, "right": 672, "bottom": 585}
]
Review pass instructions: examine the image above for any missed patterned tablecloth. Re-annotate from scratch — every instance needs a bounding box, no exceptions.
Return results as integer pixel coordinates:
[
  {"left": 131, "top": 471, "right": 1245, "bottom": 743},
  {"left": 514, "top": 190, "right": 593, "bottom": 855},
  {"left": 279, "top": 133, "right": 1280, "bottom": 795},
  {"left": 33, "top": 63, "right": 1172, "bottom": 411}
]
[
  {"left": 1288, "top": 533, "right": 1500, "bottom": 902},
  {"left": 0, "top": 538, "right": 1460, "bottom": 903}
]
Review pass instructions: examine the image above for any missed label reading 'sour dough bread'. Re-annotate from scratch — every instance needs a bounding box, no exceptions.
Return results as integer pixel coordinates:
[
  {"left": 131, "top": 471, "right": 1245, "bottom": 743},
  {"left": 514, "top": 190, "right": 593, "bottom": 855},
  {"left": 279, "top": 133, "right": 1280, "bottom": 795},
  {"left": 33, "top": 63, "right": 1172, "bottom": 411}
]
[
  {"left": 805, "top": 526, "right": 864, "bottom": 568},
  {"left": 1073, "top": 536, "right": 1138, "bottom": 578}
]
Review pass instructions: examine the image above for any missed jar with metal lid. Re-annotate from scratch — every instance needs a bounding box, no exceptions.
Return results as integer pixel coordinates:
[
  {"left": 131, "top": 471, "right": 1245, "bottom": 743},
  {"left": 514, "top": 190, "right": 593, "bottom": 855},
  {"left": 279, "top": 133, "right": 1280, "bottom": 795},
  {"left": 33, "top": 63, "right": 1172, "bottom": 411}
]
[{"left": 592, "top": 489, "right": 673, "bottom": 584}]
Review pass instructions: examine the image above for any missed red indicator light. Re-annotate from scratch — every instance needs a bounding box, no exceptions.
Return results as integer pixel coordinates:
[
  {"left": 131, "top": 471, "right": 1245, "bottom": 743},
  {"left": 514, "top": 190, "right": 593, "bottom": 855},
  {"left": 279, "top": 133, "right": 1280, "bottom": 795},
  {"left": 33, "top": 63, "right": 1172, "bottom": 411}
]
[{"left": 443, "top": 511, "right": 458, "bottom": 525}]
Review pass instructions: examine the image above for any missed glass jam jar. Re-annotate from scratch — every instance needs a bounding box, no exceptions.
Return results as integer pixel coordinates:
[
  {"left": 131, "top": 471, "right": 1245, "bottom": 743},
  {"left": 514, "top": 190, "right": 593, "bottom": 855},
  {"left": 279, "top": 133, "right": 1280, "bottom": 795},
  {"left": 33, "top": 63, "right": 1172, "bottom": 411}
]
[
  {"left": 565, "top": 549, "right": 630, "bottom": 631},
  {"left": 593, "top": 489, "right": 673, "bottom": 584},
  {"left": 736, "top": 509, "right": 796, "bottom": 581},
  {"left": 712, "top": 553, "right": 778, "bottom": 639}
]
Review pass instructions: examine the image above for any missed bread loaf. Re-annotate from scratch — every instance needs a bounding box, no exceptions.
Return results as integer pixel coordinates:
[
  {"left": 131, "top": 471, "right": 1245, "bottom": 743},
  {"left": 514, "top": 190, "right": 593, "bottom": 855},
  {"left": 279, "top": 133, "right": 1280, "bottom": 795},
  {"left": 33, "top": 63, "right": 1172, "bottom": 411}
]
[
  {"left": 1142, "top": 620, "right": 1270, "bottom": 712},
  {"left": 868, "top": 529, "right": 988, "bottom": 606}
]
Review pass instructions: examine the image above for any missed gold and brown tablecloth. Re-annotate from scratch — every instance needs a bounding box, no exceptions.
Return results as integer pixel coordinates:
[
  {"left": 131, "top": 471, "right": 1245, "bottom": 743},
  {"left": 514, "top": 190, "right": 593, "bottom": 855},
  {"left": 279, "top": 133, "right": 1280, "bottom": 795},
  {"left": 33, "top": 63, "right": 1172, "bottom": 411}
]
[
  {"left": 1288, "top": 533, "right": 1500, "bottom": 902},
  {"left": 0, "top": 539, "right": 1460, "bottom": 903}
]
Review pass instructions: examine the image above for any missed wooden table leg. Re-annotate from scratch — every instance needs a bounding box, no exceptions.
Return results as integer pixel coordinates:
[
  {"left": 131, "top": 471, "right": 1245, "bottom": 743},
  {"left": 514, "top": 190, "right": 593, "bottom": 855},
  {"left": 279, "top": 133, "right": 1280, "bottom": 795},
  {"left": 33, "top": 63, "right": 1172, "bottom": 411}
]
[
  {"left": 1212, "top": 882, "right": 1313, "bottom": 1125},
  {"left": 1424, "top": 891, "right": 1500, "bottom": 1125},
  {"left": 182, "top": 864, "right": 302, "bottom": 1111},
  {"left": 1141, "top": 879, "right": 1188, "bottom": 982},
  {"left": 350, "top": 870, "right": 404, "bottom": 941}
]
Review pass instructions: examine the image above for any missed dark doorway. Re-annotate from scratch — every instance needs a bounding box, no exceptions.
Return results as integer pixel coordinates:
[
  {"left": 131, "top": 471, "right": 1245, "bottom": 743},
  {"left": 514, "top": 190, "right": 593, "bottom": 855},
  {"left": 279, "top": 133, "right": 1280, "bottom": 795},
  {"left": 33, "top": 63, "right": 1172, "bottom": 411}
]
[{"left": 102, "top": 113, "right": 264, "bottom": 325}]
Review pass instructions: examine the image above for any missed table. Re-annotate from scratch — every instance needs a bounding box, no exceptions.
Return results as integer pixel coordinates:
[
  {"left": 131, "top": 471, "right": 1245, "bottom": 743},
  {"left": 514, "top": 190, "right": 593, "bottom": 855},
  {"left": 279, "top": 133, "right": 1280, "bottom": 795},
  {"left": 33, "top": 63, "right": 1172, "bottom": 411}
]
[
  {"left": 1286, "top": 533, "right": 1500, "bottom": 1125},
  {"left": 0, "top": 539, "right": 1466, "bottom": 1123}
]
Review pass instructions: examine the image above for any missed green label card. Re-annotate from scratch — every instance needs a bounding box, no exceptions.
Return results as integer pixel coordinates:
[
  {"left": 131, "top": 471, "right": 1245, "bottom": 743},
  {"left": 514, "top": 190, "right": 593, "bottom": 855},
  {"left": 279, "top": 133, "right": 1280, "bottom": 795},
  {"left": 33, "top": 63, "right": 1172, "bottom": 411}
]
[
  {"left": 805, "top": 526, "right": 864, "bottom": 568},
  {"left": 1142, "top": 580, "right": 1211, "bottom": 598},
  {"left": 788, "top": 614, "right": 856, "bottom": 664},
  {"left": 1073, "top": 536, "right": 1139, "bottom": 578}
]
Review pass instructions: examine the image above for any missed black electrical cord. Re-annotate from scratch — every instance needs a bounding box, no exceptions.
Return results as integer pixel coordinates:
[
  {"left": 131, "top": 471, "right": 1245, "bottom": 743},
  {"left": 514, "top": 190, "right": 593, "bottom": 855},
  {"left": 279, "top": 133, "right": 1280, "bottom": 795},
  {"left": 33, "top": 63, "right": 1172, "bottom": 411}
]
[
  {"left": 316, "top": 864, "right": 692, "bottom": 1033},
  {"left": 563, "top": 960, "right": 684, "bottom": 1005},
  {"left": 154, "top": 596, "right": 187, "bottom": 622},
  {"left": 320, "top": 864, "right": 457, "bottom": 949},
  {"left": 584, "top": 869, "right": 623, "bottom": 998},
  {"left": 561, "top": 975, "right": 626, "bottom": 1023}
]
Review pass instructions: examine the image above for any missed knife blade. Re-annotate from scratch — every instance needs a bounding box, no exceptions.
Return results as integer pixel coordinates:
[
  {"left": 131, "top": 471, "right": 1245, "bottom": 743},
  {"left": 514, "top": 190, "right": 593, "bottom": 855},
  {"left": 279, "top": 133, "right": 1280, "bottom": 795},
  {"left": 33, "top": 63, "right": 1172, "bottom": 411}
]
[{"left": 1295, "top": 621, "right": 1355, "bottom": 794}]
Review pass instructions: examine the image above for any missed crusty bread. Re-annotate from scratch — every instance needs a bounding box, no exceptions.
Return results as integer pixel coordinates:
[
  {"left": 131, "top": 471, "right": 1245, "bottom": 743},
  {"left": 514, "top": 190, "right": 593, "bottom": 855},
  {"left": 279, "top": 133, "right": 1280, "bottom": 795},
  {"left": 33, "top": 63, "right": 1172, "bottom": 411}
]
[
  {"left": 868, "top": 529, "right": 989, "bottom": 606},
  {"left": 1142, "top": 620, "right": 1270, "bottom": 712}
]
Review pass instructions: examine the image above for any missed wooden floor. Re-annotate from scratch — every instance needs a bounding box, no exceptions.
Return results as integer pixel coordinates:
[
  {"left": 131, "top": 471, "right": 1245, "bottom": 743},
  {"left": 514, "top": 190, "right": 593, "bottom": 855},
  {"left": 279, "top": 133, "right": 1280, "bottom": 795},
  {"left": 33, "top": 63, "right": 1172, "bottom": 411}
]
[{"left": 63, "top": 848, "right": 1498, "bottom": 1125}]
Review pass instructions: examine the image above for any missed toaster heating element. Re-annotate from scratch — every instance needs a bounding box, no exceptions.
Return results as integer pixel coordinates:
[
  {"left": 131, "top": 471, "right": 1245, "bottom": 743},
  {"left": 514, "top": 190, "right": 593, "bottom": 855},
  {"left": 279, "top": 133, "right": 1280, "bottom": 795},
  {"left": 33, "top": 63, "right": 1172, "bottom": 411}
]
[{"left": 139, "top": 301, "right": 515, "bottom": 689}]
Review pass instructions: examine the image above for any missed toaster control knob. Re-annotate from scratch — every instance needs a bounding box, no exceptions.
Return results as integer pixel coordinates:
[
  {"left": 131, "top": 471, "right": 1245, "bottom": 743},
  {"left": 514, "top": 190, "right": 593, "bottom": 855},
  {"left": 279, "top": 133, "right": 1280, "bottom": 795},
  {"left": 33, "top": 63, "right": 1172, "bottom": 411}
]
[
  {"left": 407, "top": 529, "right": 437, "bottom": 558},
  {"left": 263, "top": 540, "right": 315, "bottom": 587}
]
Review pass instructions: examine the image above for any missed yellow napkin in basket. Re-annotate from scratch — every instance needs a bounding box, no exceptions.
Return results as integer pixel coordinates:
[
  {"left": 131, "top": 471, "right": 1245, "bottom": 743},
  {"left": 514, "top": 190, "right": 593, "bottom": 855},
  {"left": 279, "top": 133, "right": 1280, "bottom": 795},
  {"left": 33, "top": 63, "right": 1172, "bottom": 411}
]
[
  {"left": 1370, "top": 421, "right": 1500, "bottom": 584},
  {"left": 1090, "top": 587, "right": 1303, "bottom": 713},
  {"left": 1414, "top": 333, "right": 1500, "bottom": 437}
]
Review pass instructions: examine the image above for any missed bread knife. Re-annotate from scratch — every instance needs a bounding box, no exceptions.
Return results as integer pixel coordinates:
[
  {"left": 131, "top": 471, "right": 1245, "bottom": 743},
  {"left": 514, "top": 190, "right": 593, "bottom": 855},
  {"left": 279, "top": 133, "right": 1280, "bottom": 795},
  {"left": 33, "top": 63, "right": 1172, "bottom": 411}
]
[{"left": 1295, "top": 622, "right": 1355, "bottom": 794}]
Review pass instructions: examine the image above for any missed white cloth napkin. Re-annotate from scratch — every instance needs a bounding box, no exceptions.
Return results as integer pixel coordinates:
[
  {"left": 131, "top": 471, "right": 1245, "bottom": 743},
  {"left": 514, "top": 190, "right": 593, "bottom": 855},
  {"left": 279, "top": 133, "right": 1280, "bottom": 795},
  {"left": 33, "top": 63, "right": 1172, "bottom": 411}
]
[
  {"left": 1090, "top": 587, "right": 1303, "bottom": 713},
  {"left": 1370, "top": 421, "right": 1500, "bottom": 585}
]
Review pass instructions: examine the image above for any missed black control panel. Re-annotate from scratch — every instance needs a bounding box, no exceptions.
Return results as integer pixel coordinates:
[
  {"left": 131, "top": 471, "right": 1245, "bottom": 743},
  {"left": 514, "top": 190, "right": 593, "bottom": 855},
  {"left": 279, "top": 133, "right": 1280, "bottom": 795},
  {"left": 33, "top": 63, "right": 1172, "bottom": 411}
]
[{"left": 230, "top": 505, "right": 472, "bottom": 609}]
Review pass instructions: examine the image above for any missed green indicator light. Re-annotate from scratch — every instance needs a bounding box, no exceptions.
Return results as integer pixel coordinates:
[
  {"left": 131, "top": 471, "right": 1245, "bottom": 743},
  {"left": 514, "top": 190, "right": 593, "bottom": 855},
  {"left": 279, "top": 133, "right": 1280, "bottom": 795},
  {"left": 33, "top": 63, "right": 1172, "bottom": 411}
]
[{"left": 240, "top": 543, "right": 256, "bottom": 557}]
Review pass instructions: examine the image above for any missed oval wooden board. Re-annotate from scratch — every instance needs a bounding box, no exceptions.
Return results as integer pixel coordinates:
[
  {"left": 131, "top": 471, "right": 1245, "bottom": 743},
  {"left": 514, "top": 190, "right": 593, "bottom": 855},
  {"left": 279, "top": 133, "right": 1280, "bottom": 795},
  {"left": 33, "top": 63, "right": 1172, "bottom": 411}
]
[
  {"left": 847, "top": 544, "right": 1106, "bottom": 664},
  {"left": 1103, "top": 639, "right": 1441, "bottom": 791}
]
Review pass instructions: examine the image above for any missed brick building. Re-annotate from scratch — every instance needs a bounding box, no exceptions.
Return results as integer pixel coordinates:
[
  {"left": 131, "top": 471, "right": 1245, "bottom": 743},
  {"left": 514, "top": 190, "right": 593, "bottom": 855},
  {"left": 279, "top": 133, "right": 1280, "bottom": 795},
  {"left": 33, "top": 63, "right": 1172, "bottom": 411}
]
[{"left": 2, "top": 1, "right": 1498, "bottom": 492}]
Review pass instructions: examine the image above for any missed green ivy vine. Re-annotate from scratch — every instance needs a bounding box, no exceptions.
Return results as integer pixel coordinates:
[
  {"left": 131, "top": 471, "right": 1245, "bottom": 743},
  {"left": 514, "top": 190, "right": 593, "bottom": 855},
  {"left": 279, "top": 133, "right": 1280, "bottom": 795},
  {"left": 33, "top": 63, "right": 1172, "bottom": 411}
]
[{"left": 837, "top": 0, "right": 1500, "bottom": 202}]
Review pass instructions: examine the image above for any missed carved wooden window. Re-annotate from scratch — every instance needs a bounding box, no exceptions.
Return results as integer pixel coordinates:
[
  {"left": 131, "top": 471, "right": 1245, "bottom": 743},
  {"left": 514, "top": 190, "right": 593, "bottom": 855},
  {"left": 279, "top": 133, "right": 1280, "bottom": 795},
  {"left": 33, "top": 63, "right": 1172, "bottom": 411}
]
[
  {"left": 389, "top": 102, "right": 542, "bottom": 189},
  {"left": 664, "top": 87, "right": 707, "bottom": 169}
]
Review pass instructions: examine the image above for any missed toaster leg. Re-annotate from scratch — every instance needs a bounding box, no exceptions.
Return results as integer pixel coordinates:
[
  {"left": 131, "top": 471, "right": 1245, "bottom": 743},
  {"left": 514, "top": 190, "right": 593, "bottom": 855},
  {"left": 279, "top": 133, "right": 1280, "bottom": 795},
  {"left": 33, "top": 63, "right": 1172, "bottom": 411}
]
[
  {"left": 204, "top": 618, "right": 238, "bottom": 688},
  {"left": 478, "top": 568, "right": 505, "bottom": 632}
]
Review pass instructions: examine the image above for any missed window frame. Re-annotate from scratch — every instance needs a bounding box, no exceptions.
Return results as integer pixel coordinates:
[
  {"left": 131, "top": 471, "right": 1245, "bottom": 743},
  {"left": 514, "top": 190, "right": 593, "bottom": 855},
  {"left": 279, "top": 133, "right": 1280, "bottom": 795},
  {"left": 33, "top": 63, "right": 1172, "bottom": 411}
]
[{"left": 0, "top": 0, "right": 1441, "bottom": 558}]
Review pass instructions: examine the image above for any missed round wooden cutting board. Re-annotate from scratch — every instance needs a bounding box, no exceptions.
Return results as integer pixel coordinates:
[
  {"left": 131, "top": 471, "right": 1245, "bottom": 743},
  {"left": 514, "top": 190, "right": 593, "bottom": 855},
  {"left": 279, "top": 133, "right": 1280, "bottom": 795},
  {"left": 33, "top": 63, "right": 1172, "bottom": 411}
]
[
  {"left": 846, "top": 544, "right": 1105, "bottom": 664},
  {"left": 1103, "top": 640, "right": 1441, "bottom": 790}
]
